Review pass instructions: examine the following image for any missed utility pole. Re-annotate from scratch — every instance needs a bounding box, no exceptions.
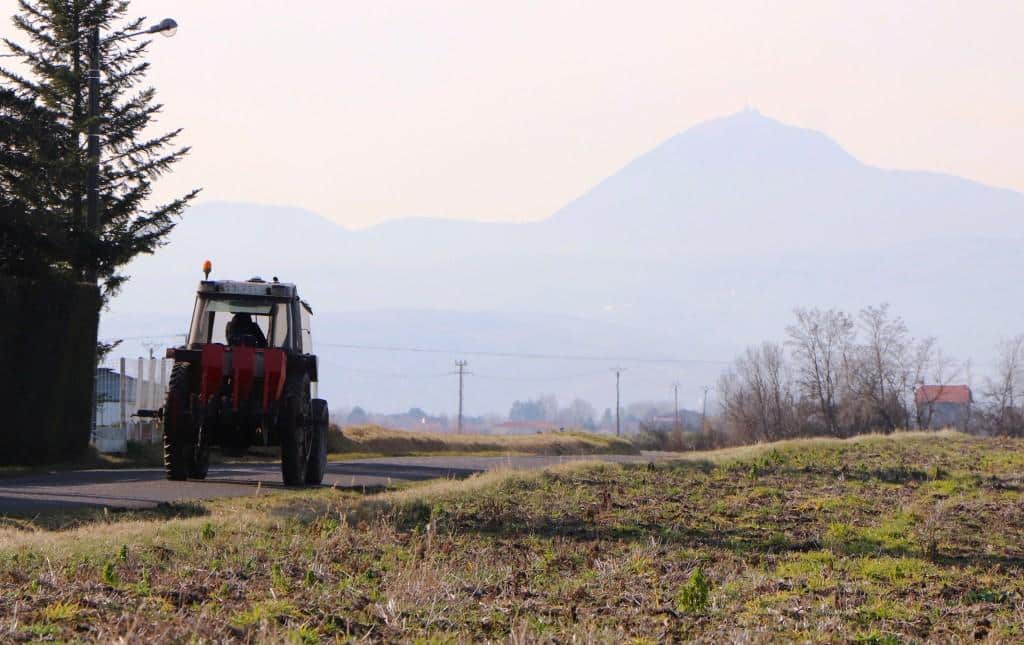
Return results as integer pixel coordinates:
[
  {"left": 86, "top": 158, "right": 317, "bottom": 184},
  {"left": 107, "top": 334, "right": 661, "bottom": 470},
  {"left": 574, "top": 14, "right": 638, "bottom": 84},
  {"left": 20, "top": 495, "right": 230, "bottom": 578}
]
[
  {"left": 79, "top": 18, "right": 178, "bottom": 448},
  {"left": 701, "top": 385, "right": 710, "bottom": 432},
  {"left": 454, "top": 360, "right": 469, "bottom": 434},
  {"left": 141, "top": 340, "right": 162, "bottom": 360},
  {"left": 611, "top": 367, "right": 626, "bottom": 436},
  {"left": 86, "top": 26, "right": 100, "bottom": 440},
  {"left": 85, "top": 24, "right": 101, "bottom": 281},
  {"left": 673, "top": 382, "right": 680, "bottom": 432}
]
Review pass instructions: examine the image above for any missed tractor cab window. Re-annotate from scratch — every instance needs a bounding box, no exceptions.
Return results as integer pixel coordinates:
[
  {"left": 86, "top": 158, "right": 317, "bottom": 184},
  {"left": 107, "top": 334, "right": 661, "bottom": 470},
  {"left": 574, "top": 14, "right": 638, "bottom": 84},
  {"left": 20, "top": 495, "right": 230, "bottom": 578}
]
[{"left": 188, "top": 298, "right": 292, "bottom": 349}]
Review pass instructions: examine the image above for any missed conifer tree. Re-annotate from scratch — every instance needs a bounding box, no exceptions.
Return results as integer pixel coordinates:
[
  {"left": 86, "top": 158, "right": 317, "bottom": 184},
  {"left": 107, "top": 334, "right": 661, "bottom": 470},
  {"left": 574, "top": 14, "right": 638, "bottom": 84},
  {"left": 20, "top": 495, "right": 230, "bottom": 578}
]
[{"left": 0, "top": 0, "right": 197, "bottom": 296}]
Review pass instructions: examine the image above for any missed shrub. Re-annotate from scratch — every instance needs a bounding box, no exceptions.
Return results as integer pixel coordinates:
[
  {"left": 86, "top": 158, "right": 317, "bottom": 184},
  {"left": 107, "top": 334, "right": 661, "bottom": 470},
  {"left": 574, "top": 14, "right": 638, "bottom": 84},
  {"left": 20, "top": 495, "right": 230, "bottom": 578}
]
[{"left": 676, "top": 567, "right": 711, "bottom": 613}]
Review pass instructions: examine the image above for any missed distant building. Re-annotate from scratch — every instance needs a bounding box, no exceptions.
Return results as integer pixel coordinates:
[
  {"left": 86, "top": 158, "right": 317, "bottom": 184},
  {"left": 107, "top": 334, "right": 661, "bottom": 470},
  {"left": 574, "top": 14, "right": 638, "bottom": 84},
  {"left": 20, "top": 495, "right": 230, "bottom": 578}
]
[{"left": 915, "top": 385, "right": 972, "bottom": 430}]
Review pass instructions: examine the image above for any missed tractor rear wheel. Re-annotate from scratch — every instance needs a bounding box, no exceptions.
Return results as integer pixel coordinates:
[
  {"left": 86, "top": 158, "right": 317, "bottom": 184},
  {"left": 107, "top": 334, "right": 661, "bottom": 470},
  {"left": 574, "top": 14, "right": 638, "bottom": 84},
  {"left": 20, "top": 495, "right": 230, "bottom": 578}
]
[
  {"left": 305, "top": 399, "right": 329, "bottom": 484},
  {"left": 163, "top": 363, "right": 194, "bottom": 481},
  {"left": 279, "top": 376, "right": 311, "bottom": 486}
]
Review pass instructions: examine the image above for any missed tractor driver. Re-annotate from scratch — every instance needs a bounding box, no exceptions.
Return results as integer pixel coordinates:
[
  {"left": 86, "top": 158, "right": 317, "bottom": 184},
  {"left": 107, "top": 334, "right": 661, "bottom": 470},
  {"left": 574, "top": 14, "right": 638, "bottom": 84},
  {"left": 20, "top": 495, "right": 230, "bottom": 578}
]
[{"left": 226, "top": 312, "right": 268, "bottom": 347}]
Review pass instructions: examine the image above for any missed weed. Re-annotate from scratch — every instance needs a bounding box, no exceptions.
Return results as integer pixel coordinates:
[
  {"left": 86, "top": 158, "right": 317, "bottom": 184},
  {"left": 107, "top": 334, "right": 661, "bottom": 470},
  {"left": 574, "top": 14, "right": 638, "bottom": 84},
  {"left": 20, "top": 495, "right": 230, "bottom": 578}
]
[
  {"left": 272, "top": 563, "right": 290, "bottom": 593},
  {"left": 101, "top": 560, "right": 119, "bottom": 586},
  {"left": 676, "top": 567, "right": 711, "bottom": 613},
  {"left": 200, "top": 521, "right": 216, "bottom": 540},
  {"left": 41, "top": 601, "right": 81, "bottom": 622},
  {"left": 231, "top": 600, "right": 297, "bottom": 629},
  {"left": 137, "top": 567, "right": 152, "bottom": 595},
  {"left": 289, "top": 626, "right": 320, "bottom": 644},
  {"left": 854, "top": 630, "right": 901, "bottom": 645},
  {"left": 965, "top": 588, "right": 1008, "bottom": 604}
]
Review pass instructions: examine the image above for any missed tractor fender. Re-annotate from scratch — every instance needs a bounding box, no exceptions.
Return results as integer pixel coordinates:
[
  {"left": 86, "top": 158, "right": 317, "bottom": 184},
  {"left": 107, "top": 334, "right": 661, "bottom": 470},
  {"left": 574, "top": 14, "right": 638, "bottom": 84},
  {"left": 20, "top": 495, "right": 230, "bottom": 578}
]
[
  {"left": 263, "top": 349, "right": 287, "bottom": 408},
  {"left": 200, "top": 345, "right": 226, "bottom": 402}
]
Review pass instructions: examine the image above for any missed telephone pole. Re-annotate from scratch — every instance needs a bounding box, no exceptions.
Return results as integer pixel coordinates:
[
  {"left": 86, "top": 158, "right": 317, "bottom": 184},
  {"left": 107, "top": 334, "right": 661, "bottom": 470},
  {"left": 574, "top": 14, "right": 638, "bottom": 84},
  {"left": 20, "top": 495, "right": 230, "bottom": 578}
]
[
  {"left": 611, "top": 367, "right": 626, "bottom": 436},
  {"left": 141, "top": 340, "right": 162, "bottom": 360},
  {"left": 454, "top": 360, "right": 469, "bottom": 434},
  {"left": 673, "top": 382, "right": 680, "bottom": 432},
  {"left": 701, "top": 385, "right": 710, "bottom": 432}
]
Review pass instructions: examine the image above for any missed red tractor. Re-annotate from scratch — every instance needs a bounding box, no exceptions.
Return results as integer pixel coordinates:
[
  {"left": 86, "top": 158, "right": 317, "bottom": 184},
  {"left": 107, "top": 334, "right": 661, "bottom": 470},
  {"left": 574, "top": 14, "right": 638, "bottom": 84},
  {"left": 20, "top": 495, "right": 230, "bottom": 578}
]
[{"left": 159, "top": 270, "right": 329, "bottom": 485}]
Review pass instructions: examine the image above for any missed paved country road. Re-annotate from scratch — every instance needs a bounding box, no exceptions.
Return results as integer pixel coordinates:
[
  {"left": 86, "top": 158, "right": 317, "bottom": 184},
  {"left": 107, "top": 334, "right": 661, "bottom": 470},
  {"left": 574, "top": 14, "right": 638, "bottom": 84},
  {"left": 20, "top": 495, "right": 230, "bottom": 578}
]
[{"left": 0, "top": 454, "right": 658, "bottom": 514}]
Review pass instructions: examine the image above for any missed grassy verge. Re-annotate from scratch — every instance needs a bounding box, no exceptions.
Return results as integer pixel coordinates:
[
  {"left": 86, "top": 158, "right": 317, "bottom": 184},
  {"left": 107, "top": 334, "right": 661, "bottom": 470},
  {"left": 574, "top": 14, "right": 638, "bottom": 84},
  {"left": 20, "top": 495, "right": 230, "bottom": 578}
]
[
  {"left": 329, "top": 424, "right": 640, "bottom": 458},
  {"left": 2, "top": 432, "right": 1022, "bottom": 641}
]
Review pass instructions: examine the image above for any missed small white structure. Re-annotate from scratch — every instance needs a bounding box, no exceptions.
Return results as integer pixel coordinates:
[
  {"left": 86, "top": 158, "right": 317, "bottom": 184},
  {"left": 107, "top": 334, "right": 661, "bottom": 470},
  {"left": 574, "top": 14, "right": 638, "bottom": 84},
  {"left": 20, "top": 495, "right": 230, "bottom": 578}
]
[{"left": 93, "top": 357, "right": 171, "bottom": 453}]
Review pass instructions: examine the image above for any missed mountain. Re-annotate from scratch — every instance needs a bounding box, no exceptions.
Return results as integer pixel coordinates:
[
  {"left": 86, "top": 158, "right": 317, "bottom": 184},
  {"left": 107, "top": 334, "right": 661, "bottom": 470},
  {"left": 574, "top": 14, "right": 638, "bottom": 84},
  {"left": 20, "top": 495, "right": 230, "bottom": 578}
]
[{"left": 102, "top": 110, "right": 1024, "bottom": 414}]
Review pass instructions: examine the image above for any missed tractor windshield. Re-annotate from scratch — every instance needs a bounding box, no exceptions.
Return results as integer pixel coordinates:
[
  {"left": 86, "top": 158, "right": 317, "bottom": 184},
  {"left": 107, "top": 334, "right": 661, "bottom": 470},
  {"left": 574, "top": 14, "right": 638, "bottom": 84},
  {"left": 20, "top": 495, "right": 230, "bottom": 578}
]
[{"left": 188, "top": 296, "right": 292, "bottom": 349}]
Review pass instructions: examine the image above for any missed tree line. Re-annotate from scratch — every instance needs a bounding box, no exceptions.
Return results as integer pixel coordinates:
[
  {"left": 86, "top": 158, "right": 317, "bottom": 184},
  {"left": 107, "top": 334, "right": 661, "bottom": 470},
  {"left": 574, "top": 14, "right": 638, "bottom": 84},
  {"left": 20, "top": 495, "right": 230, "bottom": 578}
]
[{"left": 715, "top": 303, "right": 1024, "bottom": 442}]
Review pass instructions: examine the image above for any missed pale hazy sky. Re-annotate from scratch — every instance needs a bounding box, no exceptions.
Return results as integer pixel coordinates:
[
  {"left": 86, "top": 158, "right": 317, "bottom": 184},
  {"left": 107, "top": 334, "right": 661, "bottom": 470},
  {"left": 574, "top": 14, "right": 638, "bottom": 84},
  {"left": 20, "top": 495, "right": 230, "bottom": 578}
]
[{"left": 4, "top": 1, "right": 1022, "bottom": 228}]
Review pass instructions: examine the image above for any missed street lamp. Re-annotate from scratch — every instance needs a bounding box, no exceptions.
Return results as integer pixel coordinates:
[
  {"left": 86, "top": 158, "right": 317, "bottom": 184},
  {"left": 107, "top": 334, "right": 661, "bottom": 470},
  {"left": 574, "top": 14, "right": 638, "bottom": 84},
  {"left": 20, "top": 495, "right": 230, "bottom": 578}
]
[
  {"left": 147, "top": 18, "right": 178, "bottom": 37},
  {"left": 84, "top": 18, "right": 177, "bottom": 436}
]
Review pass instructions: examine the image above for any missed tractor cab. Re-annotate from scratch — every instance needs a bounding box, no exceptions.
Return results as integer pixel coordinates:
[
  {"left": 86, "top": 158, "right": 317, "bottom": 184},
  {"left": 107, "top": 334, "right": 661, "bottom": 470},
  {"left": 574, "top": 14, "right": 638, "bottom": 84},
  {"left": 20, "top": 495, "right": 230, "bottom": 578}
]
[{"left": 186, "top": 277, "right": 313, "bottom": 354}]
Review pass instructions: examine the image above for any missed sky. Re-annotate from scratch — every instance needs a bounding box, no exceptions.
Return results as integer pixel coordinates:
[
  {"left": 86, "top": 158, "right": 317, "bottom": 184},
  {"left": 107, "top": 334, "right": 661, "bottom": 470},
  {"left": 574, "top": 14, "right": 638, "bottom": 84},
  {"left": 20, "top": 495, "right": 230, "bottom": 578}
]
[{"left": 2, "top": 0, "right": 1022, "bottom": 229}]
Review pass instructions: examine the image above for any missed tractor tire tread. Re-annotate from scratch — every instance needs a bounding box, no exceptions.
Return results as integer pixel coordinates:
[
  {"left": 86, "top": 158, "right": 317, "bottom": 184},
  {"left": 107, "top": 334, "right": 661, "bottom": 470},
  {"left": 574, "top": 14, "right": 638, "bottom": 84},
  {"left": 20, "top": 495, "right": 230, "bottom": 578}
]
[{"left": 163, "top": 363, "right": 193, "bottom": 481}]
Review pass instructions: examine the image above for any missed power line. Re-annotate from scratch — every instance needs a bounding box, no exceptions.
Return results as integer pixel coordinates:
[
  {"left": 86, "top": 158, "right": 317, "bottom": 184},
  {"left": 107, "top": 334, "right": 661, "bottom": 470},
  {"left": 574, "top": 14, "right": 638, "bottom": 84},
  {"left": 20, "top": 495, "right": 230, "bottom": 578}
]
[
  {"left": 99, "top": 333, "right": 185, "bottom": 342},
  {"left": 318, "top": 342, "right": 729, "bottom": 366},
  {"left": 472, "top": 368, "right": 612, "bottom": 382},
  {"left": 328, "top": 368, "right": 451, "bottom": 380}
]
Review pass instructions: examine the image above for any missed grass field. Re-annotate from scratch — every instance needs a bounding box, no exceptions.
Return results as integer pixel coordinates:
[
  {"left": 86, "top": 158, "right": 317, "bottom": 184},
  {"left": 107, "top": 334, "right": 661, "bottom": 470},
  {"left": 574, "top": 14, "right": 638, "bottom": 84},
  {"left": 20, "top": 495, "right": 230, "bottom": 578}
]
[{"left": 1, "top": 431, "right": 1022, "bottom": 641}]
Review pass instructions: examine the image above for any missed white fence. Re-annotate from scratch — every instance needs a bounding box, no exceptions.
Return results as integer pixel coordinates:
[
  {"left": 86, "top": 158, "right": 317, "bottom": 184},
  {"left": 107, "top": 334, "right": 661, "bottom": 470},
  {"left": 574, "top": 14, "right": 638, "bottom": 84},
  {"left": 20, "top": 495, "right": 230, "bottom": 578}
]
[{"left": 93, "top": 357, "right": 172, "bottom": 453}]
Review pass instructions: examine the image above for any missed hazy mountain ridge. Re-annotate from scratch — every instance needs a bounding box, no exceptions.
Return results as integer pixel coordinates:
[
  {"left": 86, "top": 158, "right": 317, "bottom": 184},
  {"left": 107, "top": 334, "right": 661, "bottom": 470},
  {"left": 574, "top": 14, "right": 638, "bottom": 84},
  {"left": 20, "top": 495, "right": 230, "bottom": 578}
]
[{"left": 104, "top": 110, "right": 1024, "bottom": 412}]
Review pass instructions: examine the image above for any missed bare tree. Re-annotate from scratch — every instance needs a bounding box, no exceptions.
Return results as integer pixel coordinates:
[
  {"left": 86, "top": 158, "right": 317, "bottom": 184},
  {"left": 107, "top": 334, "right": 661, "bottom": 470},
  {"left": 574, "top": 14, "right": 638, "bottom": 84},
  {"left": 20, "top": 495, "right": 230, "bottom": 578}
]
[
  {"left": 717, "top": 342, "right": 797, "bottom": 442},
  {"left": 718, "top": 369, "right": 753, "bottom": 443},
  {"left": 556, "top": 398, "right": 596, "bottom": 428},
  {"left": 982, "top": 335, "right": 1024, "bottom": 436},
  {"left": 538, "top": 394, "right": 559, "bottom": 422},
  {"left": 850, "top": 304, "right": 912, "bottom": 433},
  {"left": 786, "top": 308, "right": 854, "bottom": 436}
]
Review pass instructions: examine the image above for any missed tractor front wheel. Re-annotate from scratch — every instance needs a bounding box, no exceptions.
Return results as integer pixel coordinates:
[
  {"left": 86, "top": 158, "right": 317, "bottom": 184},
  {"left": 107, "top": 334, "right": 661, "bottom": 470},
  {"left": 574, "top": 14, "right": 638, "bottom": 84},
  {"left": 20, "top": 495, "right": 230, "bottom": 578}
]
[{"left": 163, "top": 363, "right": 195, "bottom": 481}]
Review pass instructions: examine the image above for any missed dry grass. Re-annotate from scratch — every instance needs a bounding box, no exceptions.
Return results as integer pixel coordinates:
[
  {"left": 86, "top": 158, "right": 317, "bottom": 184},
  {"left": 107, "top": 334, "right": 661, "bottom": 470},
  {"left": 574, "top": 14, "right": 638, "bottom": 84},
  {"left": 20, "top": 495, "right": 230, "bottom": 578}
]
[
  {"left": 330, "top": 424, "right": 639, "bottom": 457},
  {"left": 2, "top": 432, "right": 1023, "bottom": 642},
  {"left": 668, "top": 428, "right": 966, "bottom": 465}
]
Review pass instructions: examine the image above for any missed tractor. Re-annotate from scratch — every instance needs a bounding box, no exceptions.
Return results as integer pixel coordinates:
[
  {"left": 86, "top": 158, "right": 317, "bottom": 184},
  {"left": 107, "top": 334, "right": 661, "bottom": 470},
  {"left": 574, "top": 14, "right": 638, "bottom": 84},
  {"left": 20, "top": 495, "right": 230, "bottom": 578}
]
[{"left": 158, "top": 266, "right": 329, "bottom": 485}]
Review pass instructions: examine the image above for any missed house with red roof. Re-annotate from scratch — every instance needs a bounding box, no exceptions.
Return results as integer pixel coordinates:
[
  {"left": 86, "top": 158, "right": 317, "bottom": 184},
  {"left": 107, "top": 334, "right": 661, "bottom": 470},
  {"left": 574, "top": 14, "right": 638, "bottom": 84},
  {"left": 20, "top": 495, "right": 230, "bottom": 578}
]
[{"left": 914, "top": 384, "right": 972, "bottom": 430}]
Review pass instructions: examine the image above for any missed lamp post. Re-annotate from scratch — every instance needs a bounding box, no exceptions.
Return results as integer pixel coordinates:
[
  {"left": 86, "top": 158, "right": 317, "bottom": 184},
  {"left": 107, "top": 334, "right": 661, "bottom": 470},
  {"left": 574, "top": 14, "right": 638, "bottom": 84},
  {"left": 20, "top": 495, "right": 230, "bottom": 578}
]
[{"left": 85, "top": 18, "right": 177, "bottom": 436}]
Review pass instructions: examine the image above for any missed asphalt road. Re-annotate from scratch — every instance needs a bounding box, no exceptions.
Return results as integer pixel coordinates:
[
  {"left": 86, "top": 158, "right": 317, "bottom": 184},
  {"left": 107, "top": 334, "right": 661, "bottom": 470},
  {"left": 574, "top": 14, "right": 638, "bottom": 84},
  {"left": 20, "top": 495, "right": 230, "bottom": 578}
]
[{"left": 0, "top": 454, "right": 655, "bottom": 514}]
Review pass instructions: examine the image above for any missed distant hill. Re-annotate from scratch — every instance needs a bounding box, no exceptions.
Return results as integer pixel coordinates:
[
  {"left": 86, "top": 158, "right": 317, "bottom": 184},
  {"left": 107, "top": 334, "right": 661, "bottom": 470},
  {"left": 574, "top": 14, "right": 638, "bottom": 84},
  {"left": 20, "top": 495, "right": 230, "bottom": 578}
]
[{"left": 103, "top": 110, "right": 1024, "bottom": 414}]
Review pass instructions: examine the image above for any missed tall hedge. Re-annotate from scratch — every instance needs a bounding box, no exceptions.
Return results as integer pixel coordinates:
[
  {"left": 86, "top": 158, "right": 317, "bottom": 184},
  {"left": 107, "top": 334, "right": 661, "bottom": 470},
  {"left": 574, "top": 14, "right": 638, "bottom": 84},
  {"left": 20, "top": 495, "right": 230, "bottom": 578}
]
[{"left": 0, "top": 277, "right": 100, "bottom": 464}]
